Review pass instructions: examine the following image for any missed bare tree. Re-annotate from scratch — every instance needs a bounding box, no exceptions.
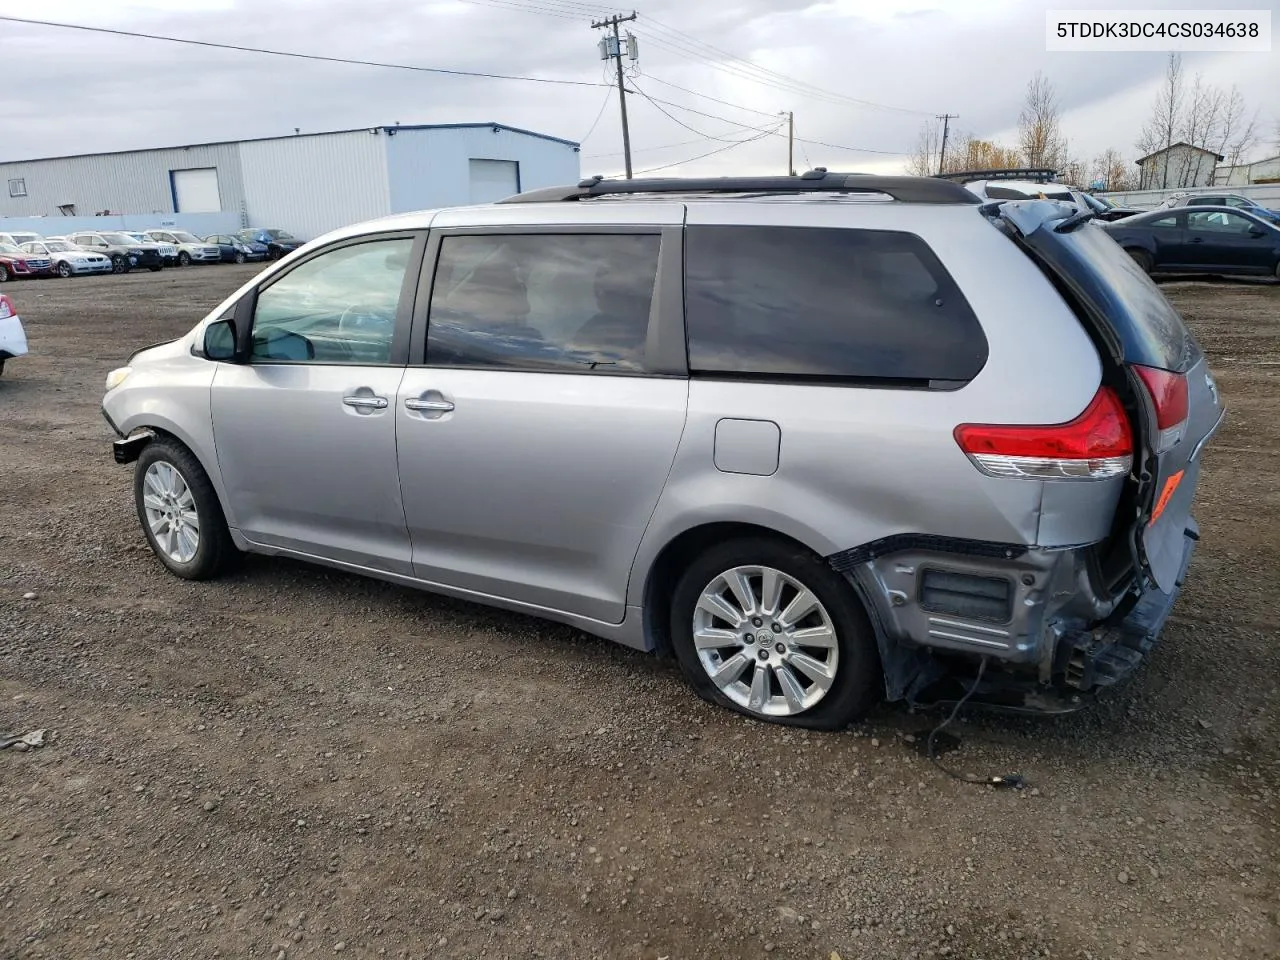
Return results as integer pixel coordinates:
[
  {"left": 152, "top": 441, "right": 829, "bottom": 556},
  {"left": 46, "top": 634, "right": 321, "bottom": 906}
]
[
  {"left": 1089, "top": 148, "right": 1134, "bottom": 191},
  {"left": 944, "top": 135, "right": 1022, "bottom": 174},
  {"left": 1137, "top": 53, "right": 1183, "bottom": 188},
  {"left": 1214, "top": 85, "right": 1260, "bottom": 179},
  {"left": 1177, "top": 72, "right": 1226, "bottom": 187},
  {"left": 1018, "top": 72, "right": 1063, "bottom": 169},
  {"left": 906, "top": 120, "right": 941, "bottom": 177}
]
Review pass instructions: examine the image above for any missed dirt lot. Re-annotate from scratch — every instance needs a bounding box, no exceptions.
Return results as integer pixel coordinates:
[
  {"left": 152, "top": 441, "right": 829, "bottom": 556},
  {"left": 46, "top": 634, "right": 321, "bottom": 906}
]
[{"left": 1, "top": 265, "right": 1277, "bottom": 960}]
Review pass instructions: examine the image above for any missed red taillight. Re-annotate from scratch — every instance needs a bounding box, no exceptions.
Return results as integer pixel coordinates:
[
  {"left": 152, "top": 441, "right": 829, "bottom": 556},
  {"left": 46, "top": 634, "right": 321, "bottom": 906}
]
[
  {"left": 1133, "top": 365, "right": 1188, "bottom": 452},
  {"left": 954, "top": 387, "right": 1134, "bottom": 480}
]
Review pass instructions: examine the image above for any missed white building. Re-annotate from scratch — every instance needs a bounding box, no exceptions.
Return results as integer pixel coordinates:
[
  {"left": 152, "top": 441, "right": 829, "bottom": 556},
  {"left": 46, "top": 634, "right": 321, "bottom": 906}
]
[
  {"left": 0, "top": 123, "right": 581, "bottom": 240},
  {"left": 1134, "top": 141, "right": 1224, "bottom": 190},
  {"left": 1213, "top": 154, "right": 1280, "bottom": 186}
]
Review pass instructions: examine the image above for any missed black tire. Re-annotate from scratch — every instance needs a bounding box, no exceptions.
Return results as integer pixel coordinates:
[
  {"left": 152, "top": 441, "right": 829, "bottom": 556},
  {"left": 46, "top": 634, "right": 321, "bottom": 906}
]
[
  {"left": 234, "top": 251, "right": 247, "bottom": 264},
  {"left": 0, "top": 358, "right": 5, "bottom": 376},
  {"left": 178, "top": 251, "right": 191, "bottom": 267},
  {"left": 0, "top": 264, "right": 9, "bottom": 282},
  {"left": 133, "top": 438, "right": 236, "bottom": 581},
  {"left": 1126, "top": 248, "right": 1154, "bottom": 274},
  {"left": 149, "top": 265, "right": 163, "bottom": 272},
  {"left": 669, "top": 537, "right": 882, "bottom": 730},
  {"left": 57, "top": 261, "right": 73, "bottom": 278},
  {"left": 111, "top": 255, "right": 128, "bottom": 274}
]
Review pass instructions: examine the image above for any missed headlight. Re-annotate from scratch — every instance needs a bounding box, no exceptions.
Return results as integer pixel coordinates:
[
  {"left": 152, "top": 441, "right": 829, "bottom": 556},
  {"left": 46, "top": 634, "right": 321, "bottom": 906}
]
[{"left": 105, "top": 367, "right": 132, "bottom": 392}]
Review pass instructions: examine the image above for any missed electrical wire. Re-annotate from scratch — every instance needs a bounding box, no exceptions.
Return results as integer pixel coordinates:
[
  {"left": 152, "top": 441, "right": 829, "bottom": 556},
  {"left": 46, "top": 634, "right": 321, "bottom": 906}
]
[
  {"left": 579, "top": 88, "right": 614, "bottom": 144},
  {"left": 582, "top": 137, "right": 708, "bottom": 159},
  {"left": 629, "top": 125, "right": 783, "bottom": 176},
  {"left": 925, "top": 657, "right": 1026, "bottom": 790},
  {"left": 793, "top": 135, "right": 910, "bottom": 157},
  {"left": 0, "top": 14, "right": 610, "bottom": 88},
  {"left": 639, "top": 74, "right": 782, "bottom": 119},
  {"left": 631, "top": 86, "right": 781, "bottom": 134},
  {"left": 632, "top": 85, "right": 770, "bottom": 143}
]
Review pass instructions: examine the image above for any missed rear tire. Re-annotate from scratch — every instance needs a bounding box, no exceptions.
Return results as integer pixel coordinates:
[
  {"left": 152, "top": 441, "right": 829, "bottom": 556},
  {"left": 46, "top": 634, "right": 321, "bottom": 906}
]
[
  {"left": 1126, "top": 248, "right": 1154, "bottom": 274},
  {"left": 134, "top": 438, "right": 236, "bottom": 581},
  {"left": 669, "top": 537, "right": 882, "bottom": 730}
]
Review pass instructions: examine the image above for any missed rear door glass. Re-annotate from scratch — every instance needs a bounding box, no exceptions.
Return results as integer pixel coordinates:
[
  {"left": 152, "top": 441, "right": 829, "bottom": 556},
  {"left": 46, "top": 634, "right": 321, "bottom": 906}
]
[
  {"left": 1031, "top": 223, "right": 1195, "bottom": 372},
  {"left": 684, "top": 225, "right": 987, "bottom": 383}
]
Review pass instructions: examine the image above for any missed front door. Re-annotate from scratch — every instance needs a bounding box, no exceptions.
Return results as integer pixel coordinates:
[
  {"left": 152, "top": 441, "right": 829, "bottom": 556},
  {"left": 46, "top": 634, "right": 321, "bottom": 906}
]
[
  {"left": 1184, "top": 210, "right": 1273, "bottom": 272},
  {"left": 396, "top": 227, "right": 688, "bottom": 623},
  {"left": 210, "top": 233, "right": 423, "bottom": 574}
]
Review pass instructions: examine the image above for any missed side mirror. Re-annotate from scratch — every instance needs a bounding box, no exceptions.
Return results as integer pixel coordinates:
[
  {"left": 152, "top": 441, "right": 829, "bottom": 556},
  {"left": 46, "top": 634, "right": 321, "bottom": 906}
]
[
  {"left": 203, "top": 318, "right": 239, "bottom": 361},
  {"left": 1248, "top": 227, "right": 1266, "bottom": 238}
]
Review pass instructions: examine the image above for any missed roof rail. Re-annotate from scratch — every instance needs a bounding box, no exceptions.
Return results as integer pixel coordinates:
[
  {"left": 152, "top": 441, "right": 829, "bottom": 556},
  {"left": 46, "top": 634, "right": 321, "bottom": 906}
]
[
  {"left": 499, "top": 169, "right": 981, "bottom": 205},
  {"left": 934, "top": 168, "right": 1059, "bottom": 184}
]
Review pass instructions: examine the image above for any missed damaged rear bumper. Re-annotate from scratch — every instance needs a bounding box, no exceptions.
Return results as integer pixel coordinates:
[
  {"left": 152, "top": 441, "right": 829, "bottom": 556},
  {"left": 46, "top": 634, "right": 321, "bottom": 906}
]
[{"left": 831, "top": 526, "right": 1197, "bottom": 712}]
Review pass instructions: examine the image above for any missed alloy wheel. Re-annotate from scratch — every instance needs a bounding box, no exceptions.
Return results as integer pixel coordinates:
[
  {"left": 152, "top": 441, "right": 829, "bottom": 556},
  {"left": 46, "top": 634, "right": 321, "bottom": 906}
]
[
  {"left": 692, "top": 565, "right": 839, "bottom": 717},
  {"left": 141, "top": 461, "right": 201, "bottom": 563}
]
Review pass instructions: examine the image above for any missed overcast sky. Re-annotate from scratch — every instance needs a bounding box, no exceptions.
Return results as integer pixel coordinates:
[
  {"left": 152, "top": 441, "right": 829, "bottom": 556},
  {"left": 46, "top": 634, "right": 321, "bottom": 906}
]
[{"left": 2, "top": 0, "right": 1277, "bottom": 178}]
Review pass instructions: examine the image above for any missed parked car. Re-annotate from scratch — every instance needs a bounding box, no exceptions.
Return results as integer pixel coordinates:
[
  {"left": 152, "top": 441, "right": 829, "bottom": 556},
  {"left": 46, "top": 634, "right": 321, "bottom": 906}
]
[
  {"left": 0, "top": 231, "right": 43, "bottom": 248},
  {"left": 0, "top": 242, "right": 53, "bottom": 281},
  {"left": 143, "top": 229, "right": 222, "bottom": 266},
  {"left": 1157, "top": 192, "right": 1280, "bottom": 226},
  {"left": 0, "top": 292, "right": 26, "bottom": 376},
  {"left": 21, "top": 239, "right": 113, "bottom": 277},
  {"left": 102, "top": 172, "right": 1222, "bottom": 729},
  {"left": 1078, "top": 193, "right": 1147, "bottom": 221},
  {"left": 236, "top": 228, "right": 301, "bottom": 260},
  {"left": 122, "top": 232, "right": 179, "bottom": 266},
  {"left": 205, "top": 234, "right": 268, "bottom": 263},
  {"left": 938, "top": 168, "right": 1078, "bottom": 202},
  {"left": 1102, "top": 205, "right": 1280, "bottom": 278},
  {"left": 66, "top": 231, "right": 165, "bottom": 273}
]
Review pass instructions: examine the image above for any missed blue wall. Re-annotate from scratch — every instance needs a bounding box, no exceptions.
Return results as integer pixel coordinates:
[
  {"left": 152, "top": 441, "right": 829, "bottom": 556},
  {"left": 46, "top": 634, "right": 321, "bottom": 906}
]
[
  {"left": 0, "top": 211, "right": 244, "bottom": 239},
  {"left": 385, "top": 125, "right": 580, "bottom": 214}
]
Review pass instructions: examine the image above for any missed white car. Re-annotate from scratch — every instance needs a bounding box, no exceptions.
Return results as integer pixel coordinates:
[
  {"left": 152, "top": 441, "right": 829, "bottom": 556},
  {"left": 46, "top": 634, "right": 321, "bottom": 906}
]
[
  {"left": 0, "top": 293, "right": 28, "bottom": 377},
  {"left": 143, "top": 229, "right": 221, "bottom": 266},
  {"left": 22, "top": 239, "right": 114, "bottom": 277},
  {"left": 0, "top": 231, "right": 43, "bottom": 248}
]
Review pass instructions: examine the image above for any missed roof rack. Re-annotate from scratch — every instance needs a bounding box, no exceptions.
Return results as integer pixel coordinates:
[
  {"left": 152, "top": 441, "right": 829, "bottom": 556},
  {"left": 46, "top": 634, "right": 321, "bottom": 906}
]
[
  {"left": 499, "top": 168, "right": 980, "bottom": 205},
  {"left": 934, "top": 168, "right": 1059, "bottom": 184}
]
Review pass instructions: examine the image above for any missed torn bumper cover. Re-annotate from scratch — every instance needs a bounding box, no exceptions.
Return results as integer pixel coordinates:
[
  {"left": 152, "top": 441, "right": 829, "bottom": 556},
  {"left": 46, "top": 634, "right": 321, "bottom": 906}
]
[
  {"left": 829, "top": 526, "right": 1197, "bottom": 711},
  {"left": 102, "top": 406, "right": 153, "bottom": 464}
]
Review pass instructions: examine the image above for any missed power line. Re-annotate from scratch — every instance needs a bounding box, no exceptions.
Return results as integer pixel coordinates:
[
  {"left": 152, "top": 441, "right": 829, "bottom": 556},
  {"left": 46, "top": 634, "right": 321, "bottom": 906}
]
[
  {"left": 0, "top": 14, "right": 610, "bottom": 88},
  {"left": 631, "top": 85, "right": 766, "bottom": 143},
  {"left": 639, "top": 73, "right": 782, "bottom": 119},
  {"left": 792, "top": 135, "right": 909, "bottom": 157},
  {"left": 629, "top": 125, "right": 783, "bottom": 176},
  {"left": 583, "top": 137, "right": 708, "bottom": 159},
  {"left": 631, "top": 87, "right": 780, "bottom": 134},
  {"left": 579, "top": 88, "right": 614, "bottom": 143}
]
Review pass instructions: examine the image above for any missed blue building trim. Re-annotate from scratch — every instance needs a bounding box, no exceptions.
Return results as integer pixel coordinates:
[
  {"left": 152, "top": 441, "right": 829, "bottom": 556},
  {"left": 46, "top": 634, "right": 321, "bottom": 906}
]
[{"left": 168, "top": 170, "right": 179, "bottom": 212}]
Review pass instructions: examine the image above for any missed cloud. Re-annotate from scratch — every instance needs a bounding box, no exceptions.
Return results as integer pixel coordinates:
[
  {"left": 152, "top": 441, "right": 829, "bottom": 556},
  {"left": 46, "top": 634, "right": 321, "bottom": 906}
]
[{"left": 1, "top": 0, "right": 1275, "bottom": 179}]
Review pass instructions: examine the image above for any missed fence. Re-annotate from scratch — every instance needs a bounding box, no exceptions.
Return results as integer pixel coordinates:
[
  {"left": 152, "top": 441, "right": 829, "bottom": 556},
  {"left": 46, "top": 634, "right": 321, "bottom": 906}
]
[
  {"left": 1100, "top": 183, "right": 1280, "bottom": 211},
  {"left": 0, "top": 211, "right": 244, "bottom": 239}
]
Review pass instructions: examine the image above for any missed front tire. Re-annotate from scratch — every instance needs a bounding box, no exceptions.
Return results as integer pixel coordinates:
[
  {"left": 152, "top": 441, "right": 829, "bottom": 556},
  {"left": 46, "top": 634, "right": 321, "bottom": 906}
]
[
  {"left": 669, "top": 537, "right": 882, "bottom": 730},
  {"left": 234, "top": 251, "right": 247, "bottom": 264},
  {"left": 1126, "top": 248, "right": 1154, "bottom": 274},
  {"left": 57, "top": 261, "right": 73, "bottom": 278},
  {"left": 178, "top": 251, "right": 191, "bottom": 267},
  {"left": 149, "top": 265, "right": 163, "bottom": 272},
  {"left": 0, "top": 264, "right": 9, "bottom": 282},
  {"left": 111, "top": 255, "right": 128, "bottom": 274},
  {"left": 134, "top": 439, "right": 235, "bottom": 580}
]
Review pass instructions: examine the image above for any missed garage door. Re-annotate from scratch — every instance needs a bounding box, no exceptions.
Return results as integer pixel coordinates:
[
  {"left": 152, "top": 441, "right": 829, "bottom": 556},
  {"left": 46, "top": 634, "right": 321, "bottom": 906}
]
[
  {"left": 468, "top": 159, "right": 520, "bottom": 204},
  {"left": 171, "top": 168, "right": 222, "bottom": 213}
]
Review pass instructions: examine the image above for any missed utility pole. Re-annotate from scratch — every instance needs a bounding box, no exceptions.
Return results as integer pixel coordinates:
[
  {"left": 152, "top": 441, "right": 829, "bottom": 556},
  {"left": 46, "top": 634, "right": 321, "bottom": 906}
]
[
  {"left": 936, "top": 113, "right": 957, "bottom": 175},
  {"left": 593, "top": 12, "right": 638, "bottom": 179},
  {"left": 786, "top": 111, "right": 795, "bottom": 175}
]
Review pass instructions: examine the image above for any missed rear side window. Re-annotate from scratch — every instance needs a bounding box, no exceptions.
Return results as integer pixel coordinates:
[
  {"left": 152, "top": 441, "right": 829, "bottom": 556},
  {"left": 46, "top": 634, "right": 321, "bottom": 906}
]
[
  {"left": 426, "top": 234, "right": 661, "bottom": 373},
  {"left": 684, "top": 225, "right": 987, "bottom": 383}
]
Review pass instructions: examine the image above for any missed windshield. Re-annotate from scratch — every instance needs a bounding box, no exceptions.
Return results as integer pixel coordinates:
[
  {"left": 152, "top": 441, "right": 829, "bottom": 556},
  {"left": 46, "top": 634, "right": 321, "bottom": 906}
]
[
  {"left": 171, "top": 231, "right": 201, "bottom": 243},
  {"left": 0, "top": 243, "right": 22, "bottom": 255},
  {"left": 267, "top": 230, "right": 295, "bottom": 241},
  {"left": 102, "top": 233, "right": 138, "bottom": 245},
  {"left": 46, "top": 241, "right": 75, "bottom": 252}
]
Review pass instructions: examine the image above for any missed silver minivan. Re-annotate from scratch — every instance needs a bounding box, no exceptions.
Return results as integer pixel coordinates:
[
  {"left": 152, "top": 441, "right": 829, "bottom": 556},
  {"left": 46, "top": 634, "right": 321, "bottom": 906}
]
[{"left": 102, "top": 172, "right": 1223, "bottom": 729}]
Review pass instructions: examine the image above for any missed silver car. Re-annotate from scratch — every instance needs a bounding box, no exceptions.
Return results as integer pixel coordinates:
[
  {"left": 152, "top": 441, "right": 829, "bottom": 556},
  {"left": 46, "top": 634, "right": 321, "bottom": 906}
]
[
  {"left": 101, "top": 173, "right": 1223, "bottom": 729},
  {"left": 22, "top": 239, "right": 113, "bottom": 277}
]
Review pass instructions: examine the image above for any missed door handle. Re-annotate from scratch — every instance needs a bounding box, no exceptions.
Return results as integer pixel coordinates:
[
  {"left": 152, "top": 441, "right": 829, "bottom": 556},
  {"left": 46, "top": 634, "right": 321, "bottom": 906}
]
[
  {"left": 404, "top": 397, "right": 455, "bottom": 413},
  {"left": 342, "top": 395, "right": 389, "bottom": 410},
  {"left": 1189, "top": 237, "right": 1204, "bottom": 243}
]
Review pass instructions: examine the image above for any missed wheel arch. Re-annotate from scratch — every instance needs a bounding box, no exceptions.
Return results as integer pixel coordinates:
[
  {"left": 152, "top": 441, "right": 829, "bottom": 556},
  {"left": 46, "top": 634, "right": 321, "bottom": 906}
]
[
  {"left": 116, "top": 414, "right": 237, "bottom": 529},
  {"left": 638, "top": 520, "right": 837, "bottom": 657}
]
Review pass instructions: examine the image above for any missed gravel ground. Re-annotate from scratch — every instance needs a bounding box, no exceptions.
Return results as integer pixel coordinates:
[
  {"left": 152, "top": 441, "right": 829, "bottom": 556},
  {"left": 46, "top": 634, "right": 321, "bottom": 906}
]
[{"left": 1, "top": 266, "right": 1277, "bottom": 960}]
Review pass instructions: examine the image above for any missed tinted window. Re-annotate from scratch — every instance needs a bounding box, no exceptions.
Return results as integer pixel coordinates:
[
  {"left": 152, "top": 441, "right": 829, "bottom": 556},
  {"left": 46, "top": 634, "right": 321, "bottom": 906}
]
[
  {"left": 426, "top": 234, "right": 661, "bottom": 373},
  {"left": 1042, "top": 223, "right": 1194, "bottom": 372},
  {"left": 251, "top": 238, "right": 413, "bottom": 364},
  {"left": 684, "top": 225, "right": 987, "bottom": 383},
  {"left": 1148, "top": 215, "right": 1180, "bottom": 229},
  {"left": 1187, "top": 211, "right": 1255, "bottom": 234}
]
